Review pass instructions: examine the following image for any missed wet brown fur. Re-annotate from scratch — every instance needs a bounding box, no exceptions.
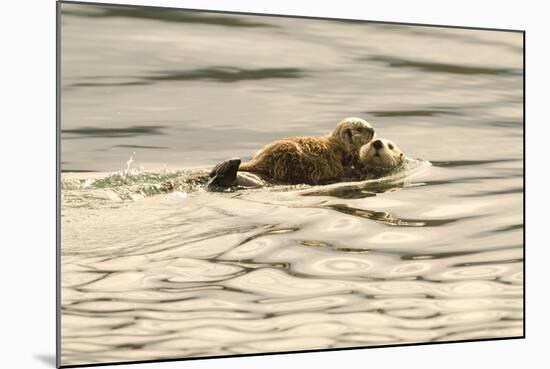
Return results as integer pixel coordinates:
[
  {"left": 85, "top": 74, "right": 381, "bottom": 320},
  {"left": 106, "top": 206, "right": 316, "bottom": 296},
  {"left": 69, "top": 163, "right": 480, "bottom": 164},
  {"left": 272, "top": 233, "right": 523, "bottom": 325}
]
[{"left": 238, "top": 118, "right": 374, "bottom": 185}]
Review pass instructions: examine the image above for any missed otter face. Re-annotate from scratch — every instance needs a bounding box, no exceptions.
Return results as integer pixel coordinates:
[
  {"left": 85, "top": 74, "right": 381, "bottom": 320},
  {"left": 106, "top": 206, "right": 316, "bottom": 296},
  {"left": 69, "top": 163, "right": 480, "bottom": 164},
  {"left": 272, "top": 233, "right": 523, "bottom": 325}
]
[
  {"left": 360, "top": 138, "right": 404, "bottom": 171},
  {"left": 332, "top": 117, "right": 375, "bottom": 153}
]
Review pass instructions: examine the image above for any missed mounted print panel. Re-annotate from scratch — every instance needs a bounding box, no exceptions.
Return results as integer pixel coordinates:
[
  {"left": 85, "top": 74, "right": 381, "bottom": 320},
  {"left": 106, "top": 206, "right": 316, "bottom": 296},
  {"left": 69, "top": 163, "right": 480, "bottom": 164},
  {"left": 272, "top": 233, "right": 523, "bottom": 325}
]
[{"left": 58, "top": 1, "right": 524, "bottom": 367}]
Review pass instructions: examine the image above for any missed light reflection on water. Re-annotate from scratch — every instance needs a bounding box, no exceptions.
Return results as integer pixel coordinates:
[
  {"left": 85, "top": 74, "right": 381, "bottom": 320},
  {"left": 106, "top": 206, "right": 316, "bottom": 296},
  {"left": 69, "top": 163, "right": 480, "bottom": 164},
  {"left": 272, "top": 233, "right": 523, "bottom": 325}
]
[{"left": 60, "top": 3, "right": 523, "bottom": 366}]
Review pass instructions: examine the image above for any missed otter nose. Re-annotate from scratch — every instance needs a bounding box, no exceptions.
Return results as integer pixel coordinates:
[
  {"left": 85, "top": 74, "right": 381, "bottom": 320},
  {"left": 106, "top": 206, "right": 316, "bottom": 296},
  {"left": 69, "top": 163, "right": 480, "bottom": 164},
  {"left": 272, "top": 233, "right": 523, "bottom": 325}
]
[{"left": 372, "top": 139, "right": 383, "bottom": 150}]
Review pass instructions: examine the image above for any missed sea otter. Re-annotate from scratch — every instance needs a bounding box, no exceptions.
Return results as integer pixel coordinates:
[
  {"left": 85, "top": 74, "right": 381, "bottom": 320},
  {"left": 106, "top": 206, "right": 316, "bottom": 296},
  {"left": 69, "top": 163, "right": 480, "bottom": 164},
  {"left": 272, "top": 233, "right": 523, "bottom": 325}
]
[
  {"left": 207, "top": 137, "right": 405, "bottom": 190},
  {"left": 358, "top": 138, "right": 405, "bottom": 173}
]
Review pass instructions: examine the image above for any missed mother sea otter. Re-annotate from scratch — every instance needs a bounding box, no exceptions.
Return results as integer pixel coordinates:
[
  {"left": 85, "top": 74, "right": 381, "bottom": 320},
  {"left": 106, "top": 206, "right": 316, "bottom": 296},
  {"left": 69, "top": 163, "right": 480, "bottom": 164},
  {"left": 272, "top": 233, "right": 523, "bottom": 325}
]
[
  {"left": 207, "top": 119, "right": 406, "bottom": 190},
  {"left": 208, "top": 137, "right": 405, "bottom": 190}
]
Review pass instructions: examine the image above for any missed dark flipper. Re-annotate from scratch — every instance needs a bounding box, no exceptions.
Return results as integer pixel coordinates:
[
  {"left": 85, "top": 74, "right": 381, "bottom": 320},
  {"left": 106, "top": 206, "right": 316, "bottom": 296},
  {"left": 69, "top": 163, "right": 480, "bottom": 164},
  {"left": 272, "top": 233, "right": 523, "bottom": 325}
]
[{"left": 207, "top": 158, "right": 241, "bottom": 190}]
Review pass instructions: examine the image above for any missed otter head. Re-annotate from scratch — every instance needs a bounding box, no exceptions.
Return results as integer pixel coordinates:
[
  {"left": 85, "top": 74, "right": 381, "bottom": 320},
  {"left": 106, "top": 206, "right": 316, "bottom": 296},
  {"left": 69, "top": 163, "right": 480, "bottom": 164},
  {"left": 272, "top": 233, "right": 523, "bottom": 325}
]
[
  {"left": 359, "top": 138, "right": 404, "bottom": 171},
  {"left": 332, "top": 117, "right": 375, "bottom": 154}
]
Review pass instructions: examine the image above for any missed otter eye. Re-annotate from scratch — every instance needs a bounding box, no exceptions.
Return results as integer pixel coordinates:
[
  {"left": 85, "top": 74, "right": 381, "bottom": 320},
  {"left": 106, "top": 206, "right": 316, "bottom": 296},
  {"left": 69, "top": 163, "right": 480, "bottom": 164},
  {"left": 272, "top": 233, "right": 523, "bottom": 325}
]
[{"left": 388, "top": 144, "right": 394, "bottom": 150}]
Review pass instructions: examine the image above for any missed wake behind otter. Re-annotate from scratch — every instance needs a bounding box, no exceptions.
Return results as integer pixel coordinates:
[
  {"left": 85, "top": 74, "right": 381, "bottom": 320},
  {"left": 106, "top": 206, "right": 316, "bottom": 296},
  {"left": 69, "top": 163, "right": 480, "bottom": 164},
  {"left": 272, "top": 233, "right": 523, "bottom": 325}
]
[{"left": 60, "top": 158, "right": 431, "bottom": 208}]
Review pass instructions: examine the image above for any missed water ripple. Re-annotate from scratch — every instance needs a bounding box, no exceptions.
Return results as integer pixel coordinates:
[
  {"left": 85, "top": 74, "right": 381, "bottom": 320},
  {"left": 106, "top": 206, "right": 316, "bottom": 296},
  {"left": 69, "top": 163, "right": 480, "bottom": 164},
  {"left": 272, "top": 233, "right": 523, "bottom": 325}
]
[
  {"left": 366, "top": 55, "right": 521, "bottom": 75},
  {"left": 325, "top": 204, "right": 465, "bottom": 227},
  {"left": 62, "top": 4, "right": 275, "bottom": 27}
]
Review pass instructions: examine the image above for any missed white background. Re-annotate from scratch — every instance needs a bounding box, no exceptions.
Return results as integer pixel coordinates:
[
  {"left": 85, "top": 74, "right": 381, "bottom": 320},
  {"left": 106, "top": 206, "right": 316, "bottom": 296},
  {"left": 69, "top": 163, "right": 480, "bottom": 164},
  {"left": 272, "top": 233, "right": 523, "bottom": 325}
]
[{"left": 0, "top": 0, "right": 546, "bottom": 368}]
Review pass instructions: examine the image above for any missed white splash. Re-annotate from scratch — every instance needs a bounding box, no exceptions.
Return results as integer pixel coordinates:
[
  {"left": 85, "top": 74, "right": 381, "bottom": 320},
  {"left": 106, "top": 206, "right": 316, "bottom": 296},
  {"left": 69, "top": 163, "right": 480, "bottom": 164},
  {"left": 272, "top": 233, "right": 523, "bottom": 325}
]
[{"left": 124, "top": 152, "right": 136, "bottom": 176}]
